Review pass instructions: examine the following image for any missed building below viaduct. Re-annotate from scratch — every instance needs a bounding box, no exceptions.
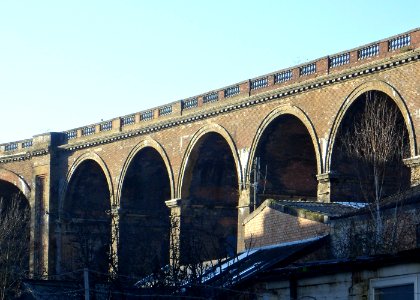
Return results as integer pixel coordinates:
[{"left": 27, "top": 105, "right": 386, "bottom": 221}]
[{"left": 1, "top": 28, "right": 420, "bottom": 281}]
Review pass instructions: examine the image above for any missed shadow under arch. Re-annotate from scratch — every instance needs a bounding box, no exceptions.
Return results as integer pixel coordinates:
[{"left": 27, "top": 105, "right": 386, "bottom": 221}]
[
  {"left": 178, "top": 123, "right": 243, "bottom": 198},
  {"left": 117, "top": 138, "right": 174, "bottom": 279},
  {"left": 116, "top": 137, "right": 175, "bottom": 206},
  {"left": 60, "top": 152, "right": 114, "bottom": 211},
  {"left": 326, "top": 80, "right": 413, "bottom": 202},
  {"left": 59, "top": 152, "right": 113, "bottom": 279},
  {"left": 325, "top": 80, "right": 417, "bottom": 172},
  {"left": 178, "top": 123, "right": 241, "bottom": 263},
  {"left": 0, "top": 168, "right": 31, "bottom": 296},
  {"left": 247, "top": 105, "right": 322, "bottom": 205}
]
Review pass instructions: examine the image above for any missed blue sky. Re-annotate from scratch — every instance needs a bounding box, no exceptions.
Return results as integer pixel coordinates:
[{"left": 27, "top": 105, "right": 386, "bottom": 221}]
[{"left": 0, "top": 0, "right": 419, "bottom": 143}]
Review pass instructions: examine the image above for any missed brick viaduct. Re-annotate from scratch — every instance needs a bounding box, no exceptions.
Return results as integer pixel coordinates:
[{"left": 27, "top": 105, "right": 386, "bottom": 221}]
[{"left": 0, "top": 28, "right": 419, "bottom": 279}]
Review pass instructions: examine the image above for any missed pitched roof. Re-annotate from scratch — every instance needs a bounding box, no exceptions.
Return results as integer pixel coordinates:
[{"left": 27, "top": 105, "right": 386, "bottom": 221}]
[
  {"left": 200, "top": 235, "right": 328, "bottom": 287},
  {"left": 330, "top": 185, "right": 420, "bottom": 219},
  {"left": 22, "top": 280, "right": 83, "bottom": 299},
  {"left": 259, "top": 247, "right": 420, "bottom": 281},
  {"left": 244, "top": 199, "right": 361, "bottom": 225},
  {"left": 273, "top": 200, "right": 362, "bottom": 218}
]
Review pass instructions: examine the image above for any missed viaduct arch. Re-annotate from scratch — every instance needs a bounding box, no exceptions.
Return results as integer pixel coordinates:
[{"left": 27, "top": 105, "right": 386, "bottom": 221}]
[
  {"left": 178, "top": 123, "right": 243, "bottom": 197},
  {"left": 325, "top": 81, "right": 414, "bottom": 202},
  {"left": 117, "top": 138, "right": 175, "bottom": 204},
  {"left": 176, "top": 124, "right": 241, "bottom": 263},
  {"left": 58, "top": 153, "right": 113, "bottom": 277},
  {"left": 326, "top": 80, "right": 417, "bottom": 171},
  {"left": 117, "top": 139, "right": 174, "bottom": 278},
  {"left": 60, "top": 152, "right": 115, "bottom": 211},
  {"left": 0, "top": 169, "right": 31, "bottom": 279},
  {"left": 0, "top": 28, "right": 419, "bottom": 278},
  {"left": 247, "top": 105, "right": 322, "bottom": 205}
]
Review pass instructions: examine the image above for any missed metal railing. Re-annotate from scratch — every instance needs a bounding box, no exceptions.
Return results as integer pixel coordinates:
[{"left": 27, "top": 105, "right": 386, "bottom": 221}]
[
  {"left": 159, "top": 105, "right": 172, "bottom": 116},
  {"left": 251, "top": 77, "right": 268, "bottom": 90},
  {"left": 121, "top": 115, "right": 135, "bottom": 126},
  {"left": 329, "top": 52, "right": 350, "bottom": 68},
  {"left": 389, "top": 34, "right": 411, "bottom": 51},
  {"left": 183, "top": 98, "right": 198, "bottom": 109},
  {"left": 274, "top": 70, "right": 293, "bottom": 84},
  {"left": 358, "top": 44, "right": 379, "bottom": 60},
  {"left": 82, "top": 126, "right": 95, "bottom": 136},
  {"left": 140, "top": 111, "right": 153, "bottom": 121},
  {"left": 300, "top": 63, "right": 316, "bottom": 76},
  {"left": 224, "top": 85, "right": 240, "bottom": 98},
  {"left": 203, "top": 92, "right": 219, "bottom": 103},
  {"left": 100, "top": 121, "right": 112, "bottom": 131}
]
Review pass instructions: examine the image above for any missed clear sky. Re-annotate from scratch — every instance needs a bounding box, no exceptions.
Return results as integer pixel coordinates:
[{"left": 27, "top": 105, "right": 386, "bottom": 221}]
[{"left": 0, "top": 0, "right": 419, "bottom": 143}]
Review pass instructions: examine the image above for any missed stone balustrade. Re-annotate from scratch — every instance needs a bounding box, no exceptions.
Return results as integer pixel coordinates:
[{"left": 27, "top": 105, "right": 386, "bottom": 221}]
[{"left": 1, "top": 28, "right": 419, "bottom": 154}]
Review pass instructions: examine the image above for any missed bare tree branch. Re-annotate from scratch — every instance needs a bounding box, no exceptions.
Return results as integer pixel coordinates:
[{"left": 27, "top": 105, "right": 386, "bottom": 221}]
[
  {"left": 338, "top": 91, "right": 411, "bottom": 254},
  {"left": 0, "top": 194, "right": 30, "bottom": 300}
]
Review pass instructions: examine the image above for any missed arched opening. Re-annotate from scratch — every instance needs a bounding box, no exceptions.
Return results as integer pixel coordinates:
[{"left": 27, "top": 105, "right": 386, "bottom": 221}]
[
  {"left": 119, "top": 147, "right": 171, "bottom": 279},
  {"left": 61, "top": 160, "right": 111, "bottom": 279},
  {"left": 330, "top": 90, "right": 410, "bottom": 202},
  {"left": 181, "top": 132, "right": 239, "bottom": 263},
  {"left": 0, "top": 180, "right": 30, "bottom": 298},
  {"left": 253, "top": 114, "right": 318, "bottom": 205}
]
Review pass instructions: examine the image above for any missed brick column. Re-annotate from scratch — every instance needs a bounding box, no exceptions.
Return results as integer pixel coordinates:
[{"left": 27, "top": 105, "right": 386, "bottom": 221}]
[
  {"left": 31, "top": 174, "right": 49, "bottom": 277},
  {"left": 404, "top": 156, "right": 420, "bottom": 187},
  {"left": 236, "top": 188, "right": 251, "bottom": 253},
  {"left": 54, "top": 219, "right": 63, "bottom": 276},
  {"left": 109, "top": 205, "right": 119, "bottom": 277},
  {"left": 30, "top": 132, "right": 63, "bottom": 277},
  {"left": 316, "top": 172, "right": 336, "bottom": 202},
  {"left": 165, "top": 198, "right": 188, "bottom": 267}
]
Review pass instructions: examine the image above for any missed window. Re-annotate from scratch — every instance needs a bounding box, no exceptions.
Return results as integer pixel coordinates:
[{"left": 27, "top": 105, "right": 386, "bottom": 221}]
[{"left": 370, "top": 274, "right": 419, "bottom": 300}]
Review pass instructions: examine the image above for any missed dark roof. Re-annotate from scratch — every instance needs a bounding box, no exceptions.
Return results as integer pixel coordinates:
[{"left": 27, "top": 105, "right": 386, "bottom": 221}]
[
  {"left": 259, "top": 186, "right": 420, "bottom": 221},
  {"left": 331, "top": 185, "right": 420, "bottom": 219},
  {"left": 258, "top": 247, "right": 420, "bottom": 281},
  {"left": 200, "top": 235, "right": 328, "bottom": 287},
  {"left": 22, "top": 280, "right": 83, "bottom": 299},
  {"left": 244, "top": 199, "right": 362, "bottom": 225},
  {"left": 273, "top": 200, "right": 361, "bottom": 218}
]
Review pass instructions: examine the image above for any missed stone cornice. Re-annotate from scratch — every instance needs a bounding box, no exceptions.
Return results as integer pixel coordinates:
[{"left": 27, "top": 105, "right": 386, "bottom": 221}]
[
  {"left": 165, "top": 198, "right": 185, "bottom": 209},
  {"left": 0, "top": 49, "right": 419, "bottom": 162},
  {"left": 0, "top": 148, "right": 49, "bottom": 164},
  {"left": 403, "top": 155, "right": 420, "bottom": 167},
  {"left": 57, "top": 49, "right": 420, "bottom": 153},
  {"left": 316, "top": 172, "right": 339, "bottom": 182}
]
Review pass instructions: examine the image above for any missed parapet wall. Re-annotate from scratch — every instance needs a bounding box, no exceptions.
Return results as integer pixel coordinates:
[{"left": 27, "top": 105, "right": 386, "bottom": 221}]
[{"left": 1, "top": 28, "right": 419, "bottom": 157}]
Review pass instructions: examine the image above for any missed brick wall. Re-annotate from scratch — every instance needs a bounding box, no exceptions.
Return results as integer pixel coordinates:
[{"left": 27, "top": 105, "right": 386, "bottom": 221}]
[
  {"left": 243, "top": 203, "right": 330, "bottom": 249},
  {"left": 0, "top": 29, "right": 419, "bottom": 274}
]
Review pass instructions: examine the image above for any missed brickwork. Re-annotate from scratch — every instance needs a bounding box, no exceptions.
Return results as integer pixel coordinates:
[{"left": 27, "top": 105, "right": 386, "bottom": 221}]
[
  {"left": 243, "top": 201, "right": 330, "bottom": 249},
  {"left": 0, "top": 28, "right": 419, "bottom": 276},
  {"left": 404, "top": 156, "right": 420, "bottom": 186}
]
